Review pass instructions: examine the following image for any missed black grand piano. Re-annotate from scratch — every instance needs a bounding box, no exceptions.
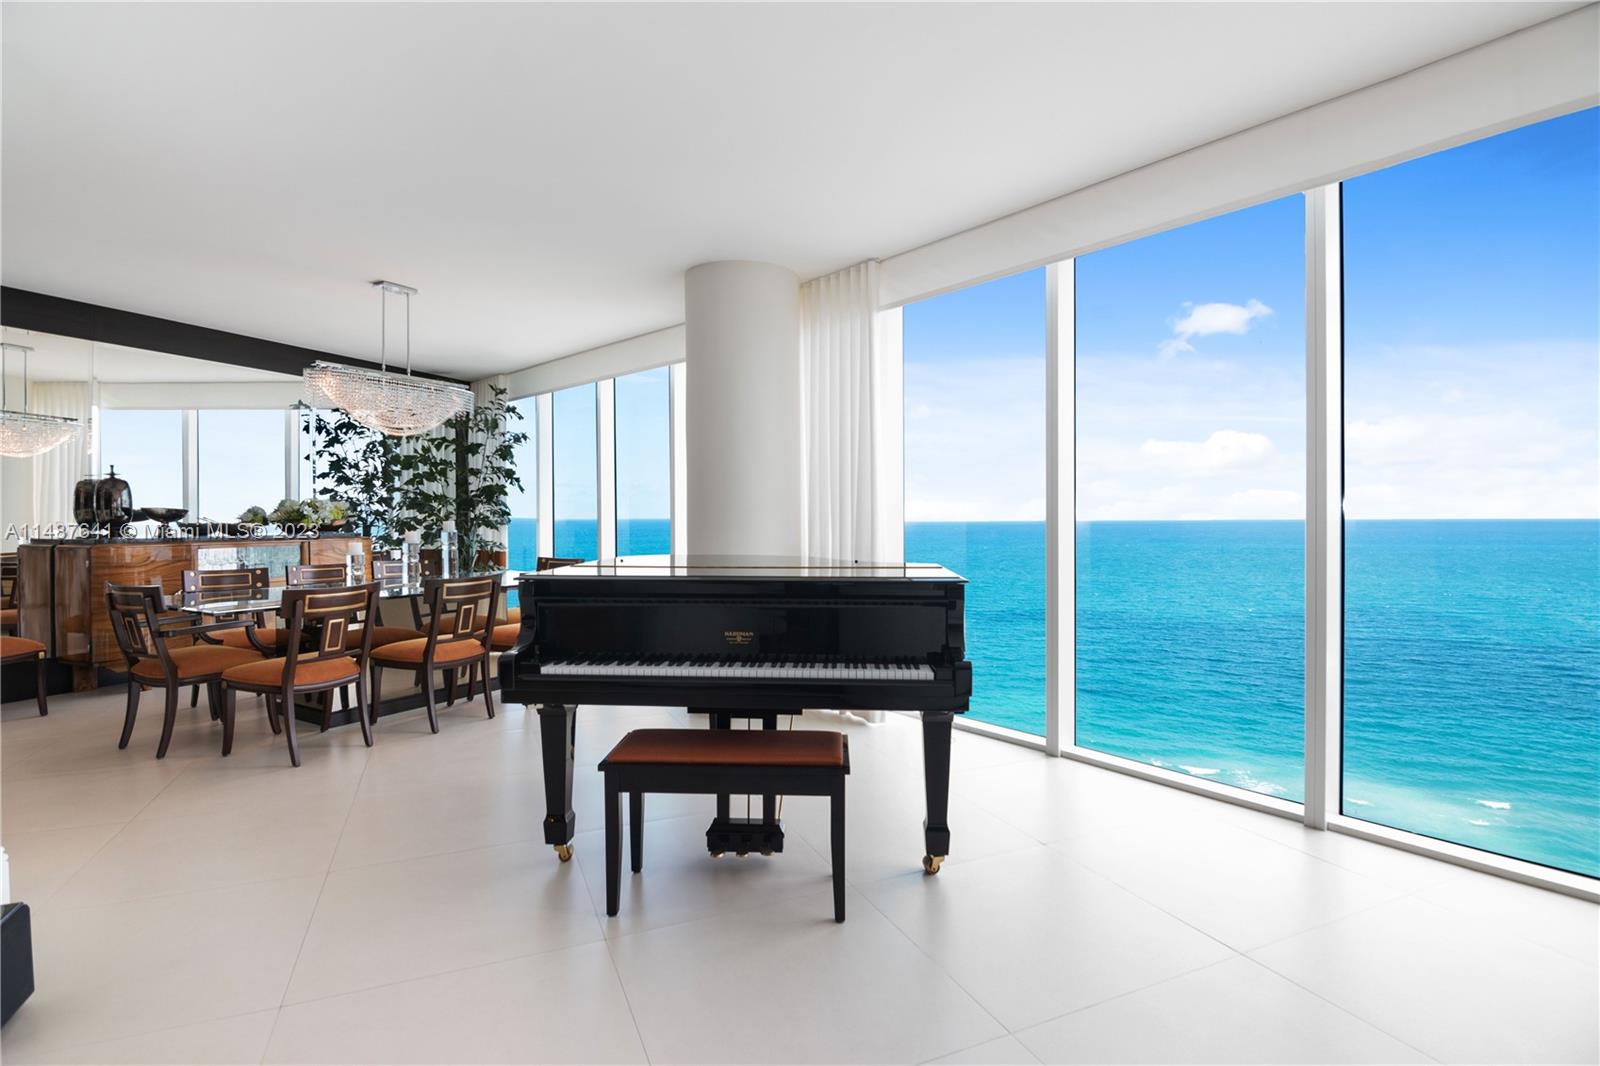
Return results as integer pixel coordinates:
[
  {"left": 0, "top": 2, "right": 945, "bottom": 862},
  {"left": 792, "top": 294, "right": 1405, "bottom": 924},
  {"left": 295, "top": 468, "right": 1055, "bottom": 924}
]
[{"left": 499, "top": 555, "right": 971, "bottom": 873}]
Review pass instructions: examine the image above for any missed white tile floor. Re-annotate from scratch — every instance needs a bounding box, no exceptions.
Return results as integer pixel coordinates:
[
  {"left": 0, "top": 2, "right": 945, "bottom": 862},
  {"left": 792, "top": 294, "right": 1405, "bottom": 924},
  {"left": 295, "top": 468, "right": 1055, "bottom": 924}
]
[{"left": 1, "top": 686, "right": 1595, "bottom": 1065}]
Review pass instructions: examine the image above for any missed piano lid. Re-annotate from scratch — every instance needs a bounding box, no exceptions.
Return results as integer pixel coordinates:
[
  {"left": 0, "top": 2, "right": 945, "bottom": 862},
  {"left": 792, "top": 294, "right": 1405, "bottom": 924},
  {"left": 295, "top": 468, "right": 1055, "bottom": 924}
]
[{"left": 533, "top": 554, "right": 965, "bottom": 582}]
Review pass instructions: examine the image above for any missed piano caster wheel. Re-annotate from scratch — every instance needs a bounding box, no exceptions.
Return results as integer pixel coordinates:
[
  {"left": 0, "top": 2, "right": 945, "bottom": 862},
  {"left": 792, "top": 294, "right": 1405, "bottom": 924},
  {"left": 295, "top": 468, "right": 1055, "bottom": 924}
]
[
  {"left": 736, "top": 850, "right": 749, "bottom": 859},
  {"left": 922, "top": 854, "right": 944, "bottom": 875},
  {"left": 710, "top": 851, "right": 725, "bottom": 859},
  {"left": 554, "top": 844, "right": 573, "bottom": 863},
  {"left": 760, "top": 848, "right": 773, "bottom": 857}
]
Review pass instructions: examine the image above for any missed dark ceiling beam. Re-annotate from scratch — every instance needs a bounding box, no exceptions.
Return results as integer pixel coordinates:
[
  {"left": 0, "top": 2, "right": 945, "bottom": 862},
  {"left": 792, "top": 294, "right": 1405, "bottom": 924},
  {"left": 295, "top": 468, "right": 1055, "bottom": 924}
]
[{"left": 0, "top": 287, "right": 468, "bottom": 385}]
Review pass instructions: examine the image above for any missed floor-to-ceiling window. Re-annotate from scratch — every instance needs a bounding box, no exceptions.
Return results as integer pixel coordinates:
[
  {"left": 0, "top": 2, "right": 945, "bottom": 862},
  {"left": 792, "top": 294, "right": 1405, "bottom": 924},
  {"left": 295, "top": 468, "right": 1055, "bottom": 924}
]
[
  {"left": 196, "top": 409, "right": 286, "bottom": 522},
  {"left": 1074, "top": 196, "right": 1307, "bottom": 798},
  {"left": 904, "top": 269, "right": 1047, "bottom": 735},
  {"left": 552, "top": 382, "right": 598, "bottom": 560},
  {"left": 1342, "top": 107, "right": 1599, "bottom": 876},
  {"left": 614, "top": 366, "right": 671, "bottom": 556},
  {"left": 98, "top": 409, "right": 183, "bottom": 519},
  {"left": 506, "top": 395, "right": 539, "bottom": 569}
]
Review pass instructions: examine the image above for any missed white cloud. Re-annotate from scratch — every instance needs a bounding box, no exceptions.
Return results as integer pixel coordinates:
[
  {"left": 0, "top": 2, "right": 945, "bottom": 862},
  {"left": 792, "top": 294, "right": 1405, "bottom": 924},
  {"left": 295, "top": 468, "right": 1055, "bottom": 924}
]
[
  {"left": 1160, "top": 299, "right": 1272, "bottom": 357},
  {"left": 1140, "top": 429, "right": 1275, "bottom": 473}
]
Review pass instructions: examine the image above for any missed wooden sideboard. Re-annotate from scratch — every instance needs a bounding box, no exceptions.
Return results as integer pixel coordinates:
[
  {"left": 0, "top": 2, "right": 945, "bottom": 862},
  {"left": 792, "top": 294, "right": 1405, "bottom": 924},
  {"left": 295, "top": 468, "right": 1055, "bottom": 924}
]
[{"left": 16, "top": 535, "right": 370, "bottom": 687}]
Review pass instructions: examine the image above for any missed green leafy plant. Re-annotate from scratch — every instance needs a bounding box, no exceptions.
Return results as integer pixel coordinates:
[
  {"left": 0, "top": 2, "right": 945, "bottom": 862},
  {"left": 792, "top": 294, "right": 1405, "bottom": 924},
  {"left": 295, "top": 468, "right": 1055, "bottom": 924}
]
[
  {"left": 456, "top": 384, "right": 527, "bottom": 565},
  {"left": 238, "top": 505, "right": 268, "bottom": 524},
  {"left": 301, "top": 406, "right": 402, "bottom": 547},
  {"left": 300, "top": 386, "right": 526, "bottom": 560}
]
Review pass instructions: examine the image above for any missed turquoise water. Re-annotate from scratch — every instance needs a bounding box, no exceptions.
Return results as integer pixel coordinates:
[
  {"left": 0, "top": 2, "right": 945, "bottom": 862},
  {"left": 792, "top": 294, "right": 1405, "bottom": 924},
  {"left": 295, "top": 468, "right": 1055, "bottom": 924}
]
[
  {"left": 906, "top": 519, "right": 1599, "bottom": 878},
  {"left": 506, "top": 518, "right": 670, "bottom": 570}
]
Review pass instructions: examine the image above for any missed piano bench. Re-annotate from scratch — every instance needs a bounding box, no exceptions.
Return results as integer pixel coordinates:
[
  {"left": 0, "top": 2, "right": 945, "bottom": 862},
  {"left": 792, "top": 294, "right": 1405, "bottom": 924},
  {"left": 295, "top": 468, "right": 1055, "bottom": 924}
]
[{"left": 599, "top": 728, "right": 851, "bottom": 922}]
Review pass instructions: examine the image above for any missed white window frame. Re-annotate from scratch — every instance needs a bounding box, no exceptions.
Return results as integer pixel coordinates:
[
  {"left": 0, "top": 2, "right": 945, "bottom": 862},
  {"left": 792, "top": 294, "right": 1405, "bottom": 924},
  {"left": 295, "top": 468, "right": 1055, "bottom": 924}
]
[{"left": 942, "top": 181, "right": 1597, "bottom": 901}]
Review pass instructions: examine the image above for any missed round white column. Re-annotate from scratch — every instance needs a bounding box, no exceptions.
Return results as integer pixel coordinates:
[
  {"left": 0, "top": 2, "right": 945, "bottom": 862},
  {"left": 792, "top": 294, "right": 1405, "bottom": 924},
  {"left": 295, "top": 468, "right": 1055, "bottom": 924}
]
[{"left": 684, "top": 260, "right": 802, "bottom": 558}]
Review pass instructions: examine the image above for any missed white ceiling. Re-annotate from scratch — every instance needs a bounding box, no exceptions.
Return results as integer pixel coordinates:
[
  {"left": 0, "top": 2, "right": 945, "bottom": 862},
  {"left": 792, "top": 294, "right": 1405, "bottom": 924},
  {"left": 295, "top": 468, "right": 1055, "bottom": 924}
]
[{"left": 0, "top": 2, "right": 1581, "bottom": 381}]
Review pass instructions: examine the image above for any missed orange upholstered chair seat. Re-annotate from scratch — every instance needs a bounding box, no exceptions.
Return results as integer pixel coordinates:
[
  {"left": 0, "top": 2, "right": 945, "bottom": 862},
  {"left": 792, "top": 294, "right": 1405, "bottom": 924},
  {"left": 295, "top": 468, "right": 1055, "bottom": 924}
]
[
  {"left": 346, "top": 625, "right": 424, "bottom": 649},
  {"left": 0, "top": 607, "right": 18, "bottom": 628},
  {"left": 489, "top": 623, "right": 520, "bottom": 650},
  {"left": 0, "top": 635, "right": 46, "bottom": 660},
  {"left": 223, "top": 655, "right": 360, "bottom": 688},
  {"left": 216, "top": 627, "right": 289, "bottom": 650},
  {"left": 370, "top": 638, "right": 484, "bottom": 666},
  {"left": 130, "top": 644, "right": 262, "bottom": 682}
]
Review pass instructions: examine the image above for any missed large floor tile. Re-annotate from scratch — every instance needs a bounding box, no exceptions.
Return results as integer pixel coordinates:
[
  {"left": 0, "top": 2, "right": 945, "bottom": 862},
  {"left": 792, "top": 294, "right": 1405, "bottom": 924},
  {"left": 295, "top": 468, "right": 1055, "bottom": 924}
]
[
  {"left": 1016, "top": 956, "right": 1429, "bottom": 1064},
  {"left": 1252, "top": 895, "right": 1600, "bottom": 1064},
  {"left": 284, "top": 840, "right": 602, "bottom": 1003},
  {"left": 330, "top": 771, "right": 545, "bottom": 870},
  {"left": 0, "top": 822, "right": 123, "bottom": 903},
  {"left": 0, "top": 876, "right": 323, "bottom": 1054},
  {"left": 264, "top": 942, "right": 646, "bottom": 1064},
  {"left": 861, "top": 845, "right": 1234, "bottom": 1031},
  {"left": 924, "top": 1035, "right": 1041, "bottom": 1065},
  {"left": 1061, "top": 818, "right": 1405, "bottom": 952},
  {"left": 1416, "top": 866, "right": 1599, "bottom": 966},
  {"left": 572, "top": 812, "right": 836, "bottom": 937},
  {"left": 609, "top": 887, "right": 1004, "bottom": 1064},
  {"left": 3, "top": 1009, "right": 279, "bottom": 1065},
  {"left": 52, "top": 806, "right": 348, "bottom": 907},
  {"left": 784, "top": 773, "right": 1042, "bottom": 886},
  {"left": 1, "top": 762, "right": 184, "bottom": 835}
]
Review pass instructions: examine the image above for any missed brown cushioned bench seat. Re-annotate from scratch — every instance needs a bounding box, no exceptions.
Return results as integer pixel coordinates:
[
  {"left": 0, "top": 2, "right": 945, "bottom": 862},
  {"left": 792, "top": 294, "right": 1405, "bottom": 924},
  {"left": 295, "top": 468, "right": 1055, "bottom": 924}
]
[
  {"left": 600, "top": 726, "right": 849, "bottom": 922},
  {"left": 602, "top": 728, "right": 846, "bottom": 768}
]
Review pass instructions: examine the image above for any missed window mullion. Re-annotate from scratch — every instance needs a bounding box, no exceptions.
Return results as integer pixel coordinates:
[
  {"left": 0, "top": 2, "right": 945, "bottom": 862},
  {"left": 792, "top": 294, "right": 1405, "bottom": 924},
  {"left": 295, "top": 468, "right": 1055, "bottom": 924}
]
[{"left": 1303, "top": 183, "right": 1344, "bottom": 830}]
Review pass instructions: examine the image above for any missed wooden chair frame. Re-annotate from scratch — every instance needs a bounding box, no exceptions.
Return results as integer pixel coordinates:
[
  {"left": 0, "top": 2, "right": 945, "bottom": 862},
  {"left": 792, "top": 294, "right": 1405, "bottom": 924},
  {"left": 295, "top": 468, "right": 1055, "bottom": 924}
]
[
  {"left": 105, "top": 583, "right": 255, "bottom": 758},
  {"left": 1, "top": 553, "right": 18, "bottom": 635},
  {"left": 285, "top": 563, "right": 347, "bottom": 588},
  {"left": 182, "top": 567, "right": 276, "bottom": 654},
  {"left": 0, "top": 638, "right": 48, "bottom": 716},
  {"left": 221, "top": 582, "right": 380, "bottom": 767},
  {"left": 372, "top": 574, "right": 501, "bottom": 734}
]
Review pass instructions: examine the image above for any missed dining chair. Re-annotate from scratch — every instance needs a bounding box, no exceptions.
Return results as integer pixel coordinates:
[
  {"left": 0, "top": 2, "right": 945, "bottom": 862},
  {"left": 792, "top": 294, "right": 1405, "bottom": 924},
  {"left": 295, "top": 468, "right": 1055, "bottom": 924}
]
[
  {"left": 0, "top": 635, "right": 48, "bottom": 715},
  {"left": 105, "top": 583, "right": 265, "bottom": 758},
  {"left": 220, "top": 583, "right": 380, "bottom": 767},
  {"left": 288, "top": 563, "right": 421, "bottom": 651},
  {"left": 285, "top": 563, "right": 346, "bottom": 587},
  {"left": 182, "top": 568, "right": 281, "bottom": 653},
  {"left": 369, "top": 574, "right": 502, "bottom": 734},
  {"left": 1, "top": 553, "right": 19, "bottom": 635}
]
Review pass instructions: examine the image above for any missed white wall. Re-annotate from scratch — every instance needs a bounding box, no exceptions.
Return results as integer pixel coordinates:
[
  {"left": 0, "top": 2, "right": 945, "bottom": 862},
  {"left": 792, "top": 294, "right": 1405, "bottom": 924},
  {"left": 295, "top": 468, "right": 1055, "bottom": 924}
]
[{"left": 684, "top": 261, "right": 802, "bottom": 557}]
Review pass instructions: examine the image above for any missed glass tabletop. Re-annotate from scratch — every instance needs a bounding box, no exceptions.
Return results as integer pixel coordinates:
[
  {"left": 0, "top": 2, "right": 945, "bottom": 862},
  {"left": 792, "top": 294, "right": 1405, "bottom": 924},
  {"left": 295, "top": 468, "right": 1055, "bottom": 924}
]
[{"left": 175, "top": 571, "right": 524, "bottom": 616}]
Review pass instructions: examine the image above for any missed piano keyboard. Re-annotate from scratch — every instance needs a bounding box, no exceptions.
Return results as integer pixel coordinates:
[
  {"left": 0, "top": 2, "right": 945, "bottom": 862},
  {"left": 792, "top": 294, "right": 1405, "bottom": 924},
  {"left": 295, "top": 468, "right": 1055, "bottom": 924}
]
[{"left": 542, "top": 658, "right": 937, "bottom": 681}]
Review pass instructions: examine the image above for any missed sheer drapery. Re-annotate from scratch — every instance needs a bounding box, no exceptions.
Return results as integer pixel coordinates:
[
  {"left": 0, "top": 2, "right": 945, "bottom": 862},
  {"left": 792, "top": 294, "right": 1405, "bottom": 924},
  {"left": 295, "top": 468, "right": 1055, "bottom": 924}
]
[
  {"left": 30, "top": 381, "right": 90, "bottom": 528},
  {"left": 799, "top": 261, "right": 903, "bottom": 565}
]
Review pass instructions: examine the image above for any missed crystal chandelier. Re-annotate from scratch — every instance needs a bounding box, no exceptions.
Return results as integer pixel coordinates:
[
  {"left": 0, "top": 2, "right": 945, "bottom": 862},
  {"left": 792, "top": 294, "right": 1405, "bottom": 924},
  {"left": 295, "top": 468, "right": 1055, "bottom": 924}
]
[
  {"left": 0, "top": 342, "right": 82, "bottom": 458},
  {"left": 304, "top": 281, "right": 472, "bottom": 437}
]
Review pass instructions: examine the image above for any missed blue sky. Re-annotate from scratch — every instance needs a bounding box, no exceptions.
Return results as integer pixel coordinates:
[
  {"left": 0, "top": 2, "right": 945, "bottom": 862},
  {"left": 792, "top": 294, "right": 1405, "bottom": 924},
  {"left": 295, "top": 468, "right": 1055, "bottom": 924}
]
[
  {"left": 905, "top": 106, "right": 1598, "bottom": 522},
  {"left": 507, "top": 365, "right": 671, "bottom": 522}
]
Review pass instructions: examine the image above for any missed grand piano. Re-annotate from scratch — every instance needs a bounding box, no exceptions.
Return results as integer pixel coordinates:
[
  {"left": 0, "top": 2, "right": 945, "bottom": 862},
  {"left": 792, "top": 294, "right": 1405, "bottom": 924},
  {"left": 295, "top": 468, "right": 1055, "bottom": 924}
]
[{"left": 500, "top": 556, "right": 971, "bottom": 873}]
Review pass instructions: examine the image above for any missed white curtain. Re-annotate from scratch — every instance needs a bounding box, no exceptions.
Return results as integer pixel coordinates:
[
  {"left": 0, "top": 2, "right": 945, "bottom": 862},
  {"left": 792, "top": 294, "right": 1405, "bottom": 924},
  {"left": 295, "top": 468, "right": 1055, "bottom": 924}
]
[
  {"left": 799, "top": 261, "right": 904, "bottom": 564},
  {"left": 30, "top": 381, "right": 90, "bottom": 528}
]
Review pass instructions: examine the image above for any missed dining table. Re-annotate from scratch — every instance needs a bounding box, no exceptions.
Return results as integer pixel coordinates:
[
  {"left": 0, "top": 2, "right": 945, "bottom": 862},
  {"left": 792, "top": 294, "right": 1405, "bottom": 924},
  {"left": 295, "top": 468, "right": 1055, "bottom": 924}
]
[{"left": 171, "top": 570, "right": 527, "bottom": 727}]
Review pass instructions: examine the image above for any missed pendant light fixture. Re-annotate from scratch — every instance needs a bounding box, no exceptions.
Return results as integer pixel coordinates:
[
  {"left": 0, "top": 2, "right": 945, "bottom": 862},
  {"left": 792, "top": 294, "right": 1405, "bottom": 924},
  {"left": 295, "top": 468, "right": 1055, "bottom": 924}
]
[
  {"left": 303, "top": 280, "right": 472, "bottom": 437},
  {"left": 0, "top": 342, "right": 82, "bottom": 458}
]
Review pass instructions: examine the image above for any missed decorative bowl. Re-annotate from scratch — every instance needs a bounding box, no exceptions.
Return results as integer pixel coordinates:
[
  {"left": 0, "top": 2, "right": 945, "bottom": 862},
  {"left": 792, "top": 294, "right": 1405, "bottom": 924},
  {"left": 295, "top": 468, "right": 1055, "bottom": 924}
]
[{"left": 144, "top": 507, "right": 188, "bottom": 524}]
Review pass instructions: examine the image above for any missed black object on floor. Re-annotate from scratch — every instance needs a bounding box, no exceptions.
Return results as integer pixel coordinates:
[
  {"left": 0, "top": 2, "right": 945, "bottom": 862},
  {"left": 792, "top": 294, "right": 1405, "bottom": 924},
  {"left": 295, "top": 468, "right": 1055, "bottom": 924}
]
[{"left": 1, "top": 902, "right": 35, "bottom": 1026}]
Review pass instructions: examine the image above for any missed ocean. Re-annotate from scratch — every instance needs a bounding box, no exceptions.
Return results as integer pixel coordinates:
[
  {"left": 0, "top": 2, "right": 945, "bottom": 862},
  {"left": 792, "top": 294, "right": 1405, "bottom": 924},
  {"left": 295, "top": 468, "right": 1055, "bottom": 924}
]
[{"left": 509, "top": 517, "right": 1599, "bottom": 877}]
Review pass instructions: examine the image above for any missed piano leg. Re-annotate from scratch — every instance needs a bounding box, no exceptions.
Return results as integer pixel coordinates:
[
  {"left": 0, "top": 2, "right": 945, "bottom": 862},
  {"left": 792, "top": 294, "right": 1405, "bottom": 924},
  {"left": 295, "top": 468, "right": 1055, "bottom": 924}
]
[
  {"left": 537, "top": 703, "right": 577, "bottom": 861},
  {"left": 921, "top": 710, "right": 954, "bottom": 874}
]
